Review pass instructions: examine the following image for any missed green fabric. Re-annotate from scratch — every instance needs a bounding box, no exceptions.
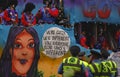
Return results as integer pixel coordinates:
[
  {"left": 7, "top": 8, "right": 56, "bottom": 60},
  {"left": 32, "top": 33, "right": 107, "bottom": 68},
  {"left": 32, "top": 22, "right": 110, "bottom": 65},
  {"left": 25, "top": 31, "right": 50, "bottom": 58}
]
[
  {"left": 63, "top": 69, "right": 75, "bottom": 77},
  {"left": 105, "top": 60, "right": 117, "bottom": 76},
  {"left": 100, "top": 61, "right": 110, "bottom": 77},
  {"left": 62, "top": 57, "right": 85, "bottom": 77},
  {"left": 89, "top": 63, "right": 101, "bottom": 77}
]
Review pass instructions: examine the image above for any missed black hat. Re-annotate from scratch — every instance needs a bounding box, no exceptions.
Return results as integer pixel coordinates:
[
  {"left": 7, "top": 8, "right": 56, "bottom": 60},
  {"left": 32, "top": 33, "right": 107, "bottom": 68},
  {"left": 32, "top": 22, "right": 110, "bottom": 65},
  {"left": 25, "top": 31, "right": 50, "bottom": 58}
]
[
  {"left": 0, "top": 0, "right": 8, "bottom": 10},
  {"left": 70, "top": 46, "right": 80, "bottom": 57},
  {"left": 43, "top": 0, "right": 52, "bottom": 5},
  {"left": 101, "top": 49, "right": 110, "bottom": 59},
  {"left": 90, "top": 49, "right": 101, "bottom": 57},
  {"left": 8, "top": 0, "right": 18, "bottom": 7},
  {"left": 24, "top": 2, "right": 35, "bottom": 12}
]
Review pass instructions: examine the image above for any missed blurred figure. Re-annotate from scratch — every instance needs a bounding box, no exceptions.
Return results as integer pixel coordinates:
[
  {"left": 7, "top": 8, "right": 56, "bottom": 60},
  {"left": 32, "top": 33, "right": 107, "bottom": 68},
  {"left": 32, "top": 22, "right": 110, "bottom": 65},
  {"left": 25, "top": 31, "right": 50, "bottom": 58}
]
[
  {"left": 88, "top": 49, "right": 102, "bottom": 77},
  {"left": 79, "top": 31, "right": 89, "bottom": 49},
  {"left": 101, "top": 49, "right": 117, "bottom": 77},
  {"left": 58, "top": 45, "right": 89, "bottom": 77},
  {"left": 21, "top": 2, "right": 36, "bottom": 27},
  {"left": 0, "top": 0, "right": 7, "bottom": 24},
  {"left": 78, "top": 51, "right": 86, "bottom": 61},
  {"left": 115, "top": 29, "right": 120, "bottom": 48},
  {"left": 94, "top": 28, "right": 107, "bottom": 49},
  {"left": 0, "top": 7, "right": 3, "bottom": 24},
  {"left": 35, "top": 0, "right": 59, "bottom": 24},
  {"left": 3, "top": 0, "right": 19, "bottom": 26},
  {"left": 50, "top": 3, "right": 59, "bottom": 22}
]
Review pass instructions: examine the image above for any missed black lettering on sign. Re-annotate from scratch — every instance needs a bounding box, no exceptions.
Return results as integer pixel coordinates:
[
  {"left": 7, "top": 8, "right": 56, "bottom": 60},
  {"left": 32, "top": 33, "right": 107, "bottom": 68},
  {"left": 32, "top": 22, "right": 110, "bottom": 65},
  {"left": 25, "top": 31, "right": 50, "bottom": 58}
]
[
  {"left": 45, "top": 41, "right": 51, "bottom": 45},
  {"left": 52, "top": 36, "right": 69, "bottom": 41},
  {"left": 46, "top": 30, "right": 55, "bottom": 35},
  {"left": 43, "top": 36, "right": 51, "bottom": 40},
  {"left": 56, "top": 30, "right": 66, "bottom": 35},
  {"left": 46, "top": 50, "right": 66, "bottom": 56},
  {"left": 44, "top": 45, "right": 52, "bottom": 49},
  {"left": 54, "top": 45, "right": 62, "bottom": 50},
  {"left": 52, "top": 41, "right": 69, "bottom": 46}
]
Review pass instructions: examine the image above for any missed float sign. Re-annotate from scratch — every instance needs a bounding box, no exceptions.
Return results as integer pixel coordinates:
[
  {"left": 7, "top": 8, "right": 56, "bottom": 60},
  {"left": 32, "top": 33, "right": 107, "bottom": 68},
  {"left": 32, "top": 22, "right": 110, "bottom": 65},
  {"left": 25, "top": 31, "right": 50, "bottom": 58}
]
[{"left": 42, "top": 27, "right": 70, "bottom": 58}]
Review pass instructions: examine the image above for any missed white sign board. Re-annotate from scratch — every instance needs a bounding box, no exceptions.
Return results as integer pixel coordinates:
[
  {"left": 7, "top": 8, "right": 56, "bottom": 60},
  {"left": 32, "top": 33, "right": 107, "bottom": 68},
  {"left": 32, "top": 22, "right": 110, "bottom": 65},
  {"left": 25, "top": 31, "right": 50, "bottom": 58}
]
[
  {"left": 42, "top": 27, "right": 70, "bottom": 58},
  {"left": 109, "top": 52, "right": 120, "bottom": 76}
]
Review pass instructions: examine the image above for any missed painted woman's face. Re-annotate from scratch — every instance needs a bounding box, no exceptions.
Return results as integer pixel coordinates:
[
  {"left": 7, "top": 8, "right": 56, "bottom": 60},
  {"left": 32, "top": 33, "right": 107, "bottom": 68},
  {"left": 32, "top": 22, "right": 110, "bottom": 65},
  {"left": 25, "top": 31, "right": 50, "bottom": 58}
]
[{"left": 11, "top": 30, "right": 35, "bottom": 76}]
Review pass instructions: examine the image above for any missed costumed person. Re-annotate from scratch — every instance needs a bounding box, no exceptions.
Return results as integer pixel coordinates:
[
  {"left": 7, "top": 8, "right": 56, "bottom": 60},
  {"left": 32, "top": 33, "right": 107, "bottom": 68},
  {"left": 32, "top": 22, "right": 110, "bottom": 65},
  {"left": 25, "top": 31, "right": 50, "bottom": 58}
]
[
  {"left": 0, "top": 26, "right": 40, "bottom": 77},
  {"left": 58, "top": 45, "right": 89, "bottom": 77},
  {"left": 79, "top": 31, "right": 89, "bottom": 49},
  {"left": 3, "top": 0, "right": 19, "bottom": 26},
  {"left": 21, "top": 2, "right": 36, "bottom": 27},
  {"left": 35, "top": 0, "right": 59, "bottom": 24},
  {"left": 115, "top": 29, "right": 120, "bottom": 48},
  {"left": 49, "top": 3, "right": 59, "bottom": 22},
  {"left": 94, "top": 28, "right": 107, "bottom": 49}
]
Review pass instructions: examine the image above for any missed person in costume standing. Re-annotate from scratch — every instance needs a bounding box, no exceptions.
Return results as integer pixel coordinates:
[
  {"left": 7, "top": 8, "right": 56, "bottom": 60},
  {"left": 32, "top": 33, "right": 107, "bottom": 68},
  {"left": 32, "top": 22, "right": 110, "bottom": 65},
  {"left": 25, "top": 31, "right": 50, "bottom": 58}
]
[
  {"left": 35, "top": 0, "right": 59, "bottom": 24},
  {"left": 21, "top": 2, "right": 36, "bottom": 27},
  {"left": 79, "top": 31, "right": 89, "bottom": 49},
  {"left": 3, "top": 0, "right": 19, "bottom": 26}
]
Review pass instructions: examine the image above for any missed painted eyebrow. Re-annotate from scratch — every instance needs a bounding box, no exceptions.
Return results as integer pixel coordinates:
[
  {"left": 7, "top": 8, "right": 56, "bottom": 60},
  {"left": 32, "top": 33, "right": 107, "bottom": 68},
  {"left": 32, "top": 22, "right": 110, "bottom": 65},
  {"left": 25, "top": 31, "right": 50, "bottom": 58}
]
[
  {"left": 15, "top": 38, "right": 21, "bottom": 41},
  {"left": 28, "top": 38, "right": 34, "bottom": 42}
]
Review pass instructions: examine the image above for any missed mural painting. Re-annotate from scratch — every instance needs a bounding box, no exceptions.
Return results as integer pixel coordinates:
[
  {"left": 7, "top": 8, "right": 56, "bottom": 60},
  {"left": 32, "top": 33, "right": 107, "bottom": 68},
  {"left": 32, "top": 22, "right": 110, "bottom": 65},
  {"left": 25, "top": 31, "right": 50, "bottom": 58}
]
[{"left": 0, "top": 0, "right": 120, "bottom": 77}]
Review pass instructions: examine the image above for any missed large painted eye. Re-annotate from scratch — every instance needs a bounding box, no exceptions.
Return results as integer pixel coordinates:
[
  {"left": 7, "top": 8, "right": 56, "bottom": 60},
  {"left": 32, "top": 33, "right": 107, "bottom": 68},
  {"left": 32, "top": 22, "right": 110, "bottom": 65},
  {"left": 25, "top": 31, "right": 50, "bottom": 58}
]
[
  {"left": 28, "top": 43, "right": 35, "bottom": 48},
  {"left": 14, "top": 43, "right": 22, "bottom": 48}
]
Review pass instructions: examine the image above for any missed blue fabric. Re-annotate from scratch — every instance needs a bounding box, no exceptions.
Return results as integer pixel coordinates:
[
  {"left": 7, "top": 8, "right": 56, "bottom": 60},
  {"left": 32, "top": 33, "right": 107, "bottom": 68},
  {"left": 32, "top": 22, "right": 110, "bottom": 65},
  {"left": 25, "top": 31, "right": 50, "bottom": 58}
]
[
  {"left": 40, "top": 7, "right": 56, "bottom": 23},
  {"left": 58, "top": 63, "right": 63, "bottom": 74},
  {"left": 91, "top": 49, "right": 101, "bottom": 55}
]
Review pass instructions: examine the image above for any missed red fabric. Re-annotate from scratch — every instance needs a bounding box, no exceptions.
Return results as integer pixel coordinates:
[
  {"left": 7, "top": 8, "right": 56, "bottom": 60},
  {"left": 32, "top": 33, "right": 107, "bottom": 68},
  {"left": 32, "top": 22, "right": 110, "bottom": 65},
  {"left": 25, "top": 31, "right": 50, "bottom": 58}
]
[
  {"left": 3, "top": 10, "right": 19, "bottom": 23},
  {"left": 90, "top": 36, "right": 96, "bottom": 48},
  {"left": 15, "top": 15, "right": 19, "bottom": 23},
  {"left": 35, "top": 10, "right": 42, "bottom": 19},
  {"left": 32, "top": 18, "right": 36, "bottom": 25},
  {"left": 98, "top": 10, "right": 111, "bottom": 19},
  {"left": 101, "top": 38, "right": 107, "bottom": 49},
  {"left": 21, "top": 14, "right": 29, "bottom": 26},
  {"left": 80, "top": 37, "right": 89, "bottom": 49},
  {"left": 3, "top": 10, "right": 11, "bottom": 21},
  {"left": 49, "top": 8, "right": 59, "bottom": 17},
  {"left": 0, "top": 17, "right": 2, "bottom": 24},
  {"left": 115, "top": 31, "right": 120, "bottom": 41},
  {"left": 21, "top": 13, "right": 36, "bottom": 27}
]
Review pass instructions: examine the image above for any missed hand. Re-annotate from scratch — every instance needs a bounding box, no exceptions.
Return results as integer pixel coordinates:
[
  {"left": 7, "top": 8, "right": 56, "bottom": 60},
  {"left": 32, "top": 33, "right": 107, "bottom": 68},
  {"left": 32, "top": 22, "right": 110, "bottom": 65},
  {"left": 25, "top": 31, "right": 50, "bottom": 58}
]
[
  {"left": 45, "top": 7, "right": 50, "bottom": 10},
  {"left": 11, "top": 19, "right": 15, "bottom": 22},
  {"left": 45, "top": 7, "right": 50, "bottom": 11},
  {"left": 28, "top": 23, "right": 33, "bottom": 26}
]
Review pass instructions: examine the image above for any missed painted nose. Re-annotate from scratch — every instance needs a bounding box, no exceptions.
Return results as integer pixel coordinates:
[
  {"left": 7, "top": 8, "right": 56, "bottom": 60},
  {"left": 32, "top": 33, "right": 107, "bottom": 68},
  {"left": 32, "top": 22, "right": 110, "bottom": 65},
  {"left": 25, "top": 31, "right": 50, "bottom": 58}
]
[{"left": 22, "top": 51, "right": 27, "bottom": 56}]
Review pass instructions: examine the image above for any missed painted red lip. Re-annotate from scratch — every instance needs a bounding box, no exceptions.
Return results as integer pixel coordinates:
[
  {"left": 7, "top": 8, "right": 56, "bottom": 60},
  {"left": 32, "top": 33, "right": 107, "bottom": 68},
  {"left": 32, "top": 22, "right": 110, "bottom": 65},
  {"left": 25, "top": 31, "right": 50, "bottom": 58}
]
[{"left": 19, "top": 59, "right": 28, "bottom": 64}]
